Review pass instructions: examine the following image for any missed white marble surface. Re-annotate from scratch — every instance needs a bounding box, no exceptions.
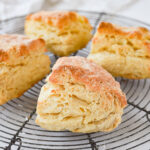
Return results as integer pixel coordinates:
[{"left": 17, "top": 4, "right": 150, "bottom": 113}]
[{"left": 0, "top": 0, "right": 150, "bottom": 24}]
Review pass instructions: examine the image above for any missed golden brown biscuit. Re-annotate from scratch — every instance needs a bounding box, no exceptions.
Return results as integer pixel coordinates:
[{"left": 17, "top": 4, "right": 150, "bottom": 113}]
[
  {"left": 0, "top": 34, "right": 50, "bottom": 105},
  {"left": 25, "top": 11, "right": 92, "bottom": 56},
  {"left": 36, "top": 56, "right": 126, "bottom": 133},
  {"left": 88, "top": 22, "right": 150, "bottom": 79}
]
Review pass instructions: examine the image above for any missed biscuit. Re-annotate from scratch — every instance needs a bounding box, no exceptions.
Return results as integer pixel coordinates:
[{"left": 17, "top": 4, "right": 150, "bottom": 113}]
[
  {"left": 25, "top": 11, "right": 92, "bottom": 56},
  {"left": 88, "top": 22, "right": 150, "bottom": 79},
  {"left": 36, "top": 56, "right": 126, "bottom": 133},
  {"left": 0, "top": 34, "right": 50, "bottom": 105}
]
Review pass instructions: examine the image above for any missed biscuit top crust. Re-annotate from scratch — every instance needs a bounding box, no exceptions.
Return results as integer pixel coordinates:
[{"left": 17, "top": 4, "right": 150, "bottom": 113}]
[
  {"left": 92, "top": 22, "right": 150, "bottom": 56},
  {"left": 49, "top": 56, "right": 127, "bottom": 108},
  {"left": 26, "top": 11, "right": 90, "bottom": 28},
  {"left": 0, "top": 34, "right": 46, "bottom": 62},
  {"left": 97, "top": 22, "right": 150, "bottom": 39}
]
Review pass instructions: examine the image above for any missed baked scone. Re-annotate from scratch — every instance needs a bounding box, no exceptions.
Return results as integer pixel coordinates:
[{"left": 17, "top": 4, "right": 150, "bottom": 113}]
[
  {"left": 88, "top": 22, "right": 150, "bottom": 79},
  {"left": 25, "top": 11, "right": 92, "bottom": 56},
  {"left": 36, "top": 56, "right": 127, "bottom": 133},
  {"left": 0, "top": 34, "right": 50, "bottom": 105}
]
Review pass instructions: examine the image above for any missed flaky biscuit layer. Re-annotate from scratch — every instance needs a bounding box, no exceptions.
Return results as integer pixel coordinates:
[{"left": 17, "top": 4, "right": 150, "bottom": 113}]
[
  {"left": 0, "top": 34, "right": 50, "bottom": 105},
  {"left": 25, "top": 11, "right": 92, "bottom": 56},
  {"left": 88, "top": 22, "right": 150, "bottom": 79},
  {"left": 36, "top": 56, "right": 126, "bottom": 133}
]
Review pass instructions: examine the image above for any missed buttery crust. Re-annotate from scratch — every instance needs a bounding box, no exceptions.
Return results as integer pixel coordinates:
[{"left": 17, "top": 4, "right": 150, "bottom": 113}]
[
  {"left": 26, "top": 11, "right": 89, "bottom": 28},
  {"left": 36, "top": 56, "right": 127, "bottom": 133},
  {"left": 49, "top": 56, "right": 126, "bottom": 107},
  {"left": 0, "top": 34, "right": 46, "bottom": 64},
  {"left": 25, "top": 11, "right": 92, "bottom": 56},
  {"left": 88, "top": 22, "right": 150, "bottom": 79},
  {"left": 97, "top": 22, "right": 149, "bottom": 39},
  {"left": 0, "top": 34, "right": 50, "bottom": 105}
]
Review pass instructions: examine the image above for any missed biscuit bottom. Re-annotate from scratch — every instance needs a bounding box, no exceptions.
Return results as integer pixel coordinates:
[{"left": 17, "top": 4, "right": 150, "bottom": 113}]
[
  {"left": 36, "top": 81, "right": 123, "bottom": 133},
  {"left": 0, "top": 54, "right": 50, "bottom": 105},
  {"left": 88, "top": 52, "right": 150, "bottom": 79}
]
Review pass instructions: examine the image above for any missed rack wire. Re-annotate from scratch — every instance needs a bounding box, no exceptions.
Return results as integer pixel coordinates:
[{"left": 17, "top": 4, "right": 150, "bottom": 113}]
[{"left": 0, "top": 11, "right": 150, "bottom": 150}]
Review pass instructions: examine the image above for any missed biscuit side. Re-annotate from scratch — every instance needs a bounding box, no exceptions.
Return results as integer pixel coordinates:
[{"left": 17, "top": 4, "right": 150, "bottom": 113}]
[
  {"left": 0, "top": 53, "right": 50, "bottom": 105},
  {"left": 36, "top": 81, "right": 123, "bottom": 133}
]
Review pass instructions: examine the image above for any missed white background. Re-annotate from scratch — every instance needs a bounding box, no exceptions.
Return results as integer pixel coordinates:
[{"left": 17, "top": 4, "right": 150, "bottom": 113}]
[{"left": 0, "top": 0, "right": 150, "bottom": 24}]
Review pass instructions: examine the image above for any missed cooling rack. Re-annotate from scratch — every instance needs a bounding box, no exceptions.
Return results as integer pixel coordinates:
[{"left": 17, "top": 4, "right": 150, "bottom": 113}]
[{"left": 0, "top": 10, "right": 150, "bottom": 150}]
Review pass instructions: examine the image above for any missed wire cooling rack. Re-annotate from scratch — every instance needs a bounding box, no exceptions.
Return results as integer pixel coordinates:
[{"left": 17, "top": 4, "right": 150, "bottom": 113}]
[{"left": 0, "top": 10, "right": 150, "bottom": 150}]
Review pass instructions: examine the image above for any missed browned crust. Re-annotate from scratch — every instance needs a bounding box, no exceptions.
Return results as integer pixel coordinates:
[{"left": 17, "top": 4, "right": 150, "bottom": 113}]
[
  {"left": 93, "top": 22, "right": 150, "bottom": 56},
  {"left": 0, "top": 34, "right": 46, "bottom": 62},
  {"left": 97, "top": 22, "right": 149, "bottom": 39},
  {"left": 49, "top": 56, "right": 127, "bottom": 108},
  {"left": 26, "top": 11, "right": 91, "bottom": 28}
]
